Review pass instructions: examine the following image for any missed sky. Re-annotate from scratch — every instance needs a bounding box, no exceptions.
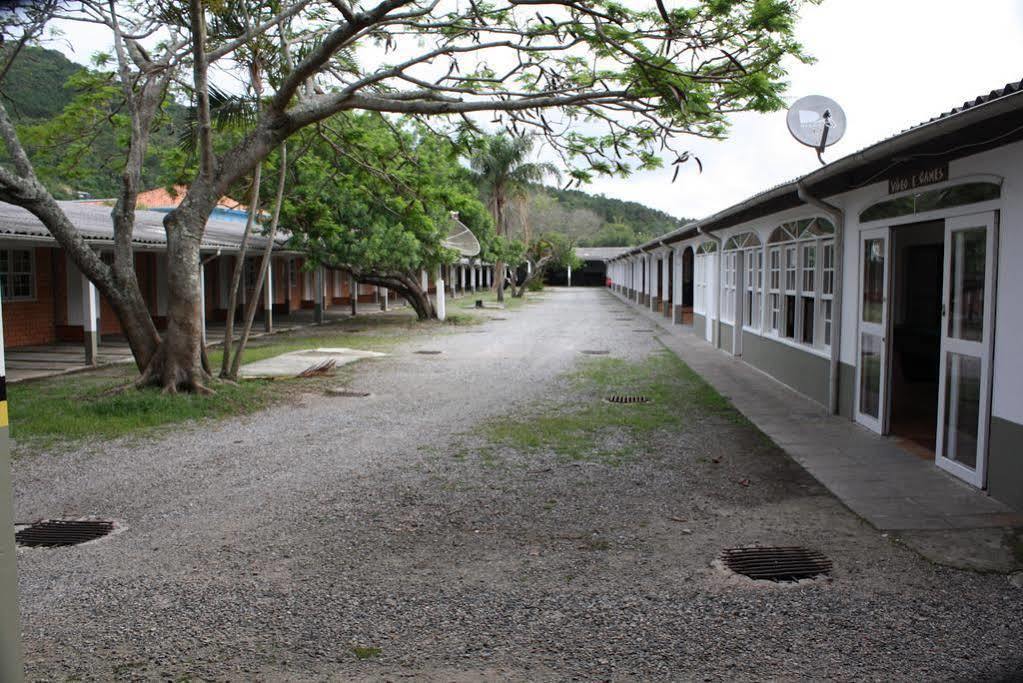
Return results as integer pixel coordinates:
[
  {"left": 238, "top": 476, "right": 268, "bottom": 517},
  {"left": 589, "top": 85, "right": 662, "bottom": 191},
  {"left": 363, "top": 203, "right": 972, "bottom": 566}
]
[{"left": 45, "top": 0, "right": 1023, "bottom": 220}]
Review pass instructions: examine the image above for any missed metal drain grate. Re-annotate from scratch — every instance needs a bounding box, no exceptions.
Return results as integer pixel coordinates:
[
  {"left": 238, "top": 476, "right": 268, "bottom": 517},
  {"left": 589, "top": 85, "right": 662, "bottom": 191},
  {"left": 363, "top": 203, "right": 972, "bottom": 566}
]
[
  {"left": 16, "top": 520, "right": 114, "bottom": 548},
  {"left": 414, "top": 350, "right": 443, "bottom": 355},
  {"left": 326, "top": 388, "right": 371, "bottom": 397},
  {"left": 580, "top": 350, "right": 609, "bottom": 355},
  {"left": 720, "top": 546, "right": 832, "bottom": 582},
  {"left": 605, "top": 395, "right": 651, "bottom": 404},
  {"left": 632, "top": 329, "right": 654, "bottom": 332}
]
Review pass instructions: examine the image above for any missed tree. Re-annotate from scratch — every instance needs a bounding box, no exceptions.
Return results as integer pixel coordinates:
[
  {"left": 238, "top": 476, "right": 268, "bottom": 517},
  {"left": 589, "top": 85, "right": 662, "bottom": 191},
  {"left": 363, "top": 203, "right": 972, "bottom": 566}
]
[
  {"left": 469, "top": 134, "right": 558, "bottom": 302},
  {"left": 512, "top": 231, "right": 579, "bottom": 297},
  {"left": 283, "top": 113, "right": 493, "bottom": 320},
  {"left": 0, "top": 0, "right": 810, "bottom": 392}
]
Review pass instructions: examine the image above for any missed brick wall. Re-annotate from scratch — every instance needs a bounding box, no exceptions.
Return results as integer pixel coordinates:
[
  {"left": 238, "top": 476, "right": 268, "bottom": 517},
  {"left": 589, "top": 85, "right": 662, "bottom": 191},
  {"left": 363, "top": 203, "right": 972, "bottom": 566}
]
[{"left": 2, "top": 247, "right": 57, "bottom": 348}]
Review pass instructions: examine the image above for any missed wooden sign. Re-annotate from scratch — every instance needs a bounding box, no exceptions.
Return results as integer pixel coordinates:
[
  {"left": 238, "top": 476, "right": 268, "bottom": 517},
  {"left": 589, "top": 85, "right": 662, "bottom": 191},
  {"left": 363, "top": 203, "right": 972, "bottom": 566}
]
[{"left": 888, "top": 163, "right": 948, "bottom": 194}]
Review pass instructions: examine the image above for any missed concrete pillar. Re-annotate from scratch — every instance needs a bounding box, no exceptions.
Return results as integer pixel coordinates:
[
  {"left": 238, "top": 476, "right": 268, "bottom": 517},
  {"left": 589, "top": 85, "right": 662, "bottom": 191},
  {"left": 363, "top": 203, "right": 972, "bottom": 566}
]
[
  {"left": 263, "top": 259, "right": 273, "bottom": 333},
  {"left": 81, "top": 270, "right": 98, "bottom": 365},
  {"left": 350, "top": 274, "right": 358, "bottom": 316},
  {"left": 379, "top": 286, "right": 388, "bottom": 311},
  {"left": 662, "top": 250, "right": 671, "bottom": 317},
  {"left": 421, "top": 269, "right": 429, "bottom": 292},
  {"left": 567, "top": 265, "right": 572, "bottom": 287},
  {"left": 314, "top": 267, "right": 325, "bottom": 323},
  {"left": 0, "top": 293, "right": 25, "bottom": 680},
  {"left": 435, "top": 266, "right": 446, "bottom": 321},
  {"left": 470, "top": 265, "right": 477, "bottom": 293},
  {"left": 460, "top": 265, "right": 466, "bottom": 294}
]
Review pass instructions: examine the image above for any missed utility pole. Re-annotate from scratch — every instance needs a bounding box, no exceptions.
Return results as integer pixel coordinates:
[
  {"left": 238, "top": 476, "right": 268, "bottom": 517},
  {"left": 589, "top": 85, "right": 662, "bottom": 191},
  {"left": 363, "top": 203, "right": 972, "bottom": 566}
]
[{"left": 0, "top": 298, "right": 25, "bottom": 681}]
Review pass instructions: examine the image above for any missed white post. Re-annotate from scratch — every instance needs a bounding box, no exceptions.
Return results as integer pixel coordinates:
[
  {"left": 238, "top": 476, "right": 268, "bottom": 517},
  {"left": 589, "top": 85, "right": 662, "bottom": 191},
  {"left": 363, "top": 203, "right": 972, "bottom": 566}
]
[
  {"left": 435, "top": 265, "right": 446, "bottom": 321},
  {"left": 350, "top": 274, "right": 358, "bottom": 316},
  {"left": 0, "top": 294, "right": 24, "bottom": 682},
  {"left": 200, "top": 264, "right": 207, "bottom": 345},
  {"left": 471, "top": 265, "right": 477, "bottom": 293},
  {"left": 661, "top": 250, "right": 670, "bottom": 316},
  {"left": 314, "top": 267, "right": 325, "bottom": 323},
  {"left": 459, "top": 265, "right": 466, "bottom": 294},
  {"left": 379, "top": 286, "right": 388, "bottom": 311},
  {"left": 81, "top": 270, "right": 98, "bottom": 365},
  {"left": 567, "top": 264, "right": 572, "bottom": 287},
  {"left": 263, "top": 260, "right": 273, "bottom": 333},
  {"left": 421, "top": 269, "right": 429, "bottom": 291}
]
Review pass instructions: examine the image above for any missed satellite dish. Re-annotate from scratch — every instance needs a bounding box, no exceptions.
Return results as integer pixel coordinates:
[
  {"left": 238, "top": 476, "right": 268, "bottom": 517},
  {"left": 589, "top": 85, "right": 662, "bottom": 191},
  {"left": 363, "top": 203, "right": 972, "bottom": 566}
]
[
  {"left": 786, "top": 95, "right": 846, "bottom": 163},
  {"left": 441, "top": 211, "right": 481, "bottom": 257}
]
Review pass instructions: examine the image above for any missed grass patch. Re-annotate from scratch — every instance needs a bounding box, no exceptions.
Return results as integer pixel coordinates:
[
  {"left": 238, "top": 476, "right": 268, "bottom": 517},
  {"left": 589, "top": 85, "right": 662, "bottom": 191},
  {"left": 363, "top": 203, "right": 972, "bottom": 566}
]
[
  {"left": 443, "top": 311, "right": 483, "bottom": 326},
  {"left": 350, "top": 646, "right": 381, "bottom": 660},
  {"left": 458, "top": 289, "right": 527, "bottom": 311},
  {"left": 477, "top": 347, "right": 743, "bottom": 464},
  {"left": 8, "top": 314, "right": 425, "bottom": 454}
]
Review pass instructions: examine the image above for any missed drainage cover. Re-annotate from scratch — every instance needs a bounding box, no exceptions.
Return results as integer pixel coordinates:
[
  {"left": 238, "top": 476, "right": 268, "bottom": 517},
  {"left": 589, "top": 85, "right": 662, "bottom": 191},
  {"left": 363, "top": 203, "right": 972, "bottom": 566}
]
[
  {"left": 326, "top": 388, "right": 371, "bottom": 397},
  {"left": 580, "top": 350, "right": 610, "bottom": 355},
  {"left": 16, "top": 520, "right": 114, "bottom": 548},
  {"left": 414, "top": 350, "right": 443, "bottom": 355},
  {"left": 605, "top": 395, "right": 651, "bottom": 404},
  {"left": 490, "top": 317, "right": 508, "bottom": 321},
  {"left": 720, "top": 546, "right": 831, "bottom": 582},
  {"left": 632, "top": 329, "right": 654, "bottom": 332}
]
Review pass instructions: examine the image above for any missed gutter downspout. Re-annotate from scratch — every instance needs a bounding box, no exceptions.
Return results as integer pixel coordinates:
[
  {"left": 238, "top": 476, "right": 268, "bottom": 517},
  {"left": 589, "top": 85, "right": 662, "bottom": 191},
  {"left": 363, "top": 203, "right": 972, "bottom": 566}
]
[
  {"left": 697, "top": 226, "right": 723, "bottom": 349},
  {"left": 798, "top": 181, "right": 845, "bottom": 417}
]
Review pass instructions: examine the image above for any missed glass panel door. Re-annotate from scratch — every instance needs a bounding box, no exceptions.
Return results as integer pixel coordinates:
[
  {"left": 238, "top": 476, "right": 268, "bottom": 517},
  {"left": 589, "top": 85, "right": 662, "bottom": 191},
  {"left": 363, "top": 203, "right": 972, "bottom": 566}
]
[
  {"left": 855, "top": 228, "right": 890, "bottom": 433},
  {"left": 936, "top": 212, "right": 997, "bottom": 487}
]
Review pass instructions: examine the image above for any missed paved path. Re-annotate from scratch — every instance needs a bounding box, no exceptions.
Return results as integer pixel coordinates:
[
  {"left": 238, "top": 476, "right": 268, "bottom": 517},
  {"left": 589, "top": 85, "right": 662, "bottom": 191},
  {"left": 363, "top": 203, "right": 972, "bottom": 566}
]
[
  {"left": 612, "top": 290, "right": 1023, "bottom": 539},
  {"left": 11, "top": 288, "right": 1023, "bottom": 681}
]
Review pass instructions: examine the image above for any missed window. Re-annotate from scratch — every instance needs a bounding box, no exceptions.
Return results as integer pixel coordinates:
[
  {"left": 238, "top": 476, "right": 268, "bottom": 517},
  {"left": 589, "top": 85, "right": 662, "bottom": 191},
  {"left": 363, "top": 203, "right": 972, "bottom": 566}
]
[
  {"left": 721, "top": 251, "right": 736, "bottom": 324},
  {"left": 821, "top": 241, "right": 835, "bottom": 346},
  {"left": 767, "top": 247, "right": 781, "bottom": 334},
  {"left": 694, "top": 253, "right": 706, "bottom": 314},
  {"left": 744, "top": 247, "right": 762, "bottom": 330},
  {"left": 765, "top": 216, "right": 835, "bottom": 350},
  {"left": 0, "top": 248, "right": 35, "bottom": 300},
  {"left": 859, "top": 181, "right": 1000, "bottom": 223},
  {"left": 783, "top": 245, "right": 797, "bottom": 338}
]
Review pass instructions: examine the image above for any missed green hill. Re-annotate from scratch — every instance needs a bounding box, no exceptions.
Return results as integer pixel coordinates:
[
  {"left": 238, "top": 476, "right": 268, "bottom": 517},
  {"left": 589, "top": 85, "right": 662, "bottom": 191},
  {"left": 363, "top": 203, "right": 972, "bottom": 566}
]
[{"left": 1, "top": 45, "right": 84, "bottom": 121}]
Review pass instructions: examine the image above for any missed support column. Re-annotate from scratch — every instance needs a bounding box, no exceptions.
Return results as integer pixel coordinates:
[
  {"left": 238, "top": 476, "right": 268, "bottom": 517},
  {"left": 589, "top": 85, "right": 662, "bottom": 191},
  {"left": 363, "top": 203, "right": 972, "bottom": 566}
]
[
  {"left": 263, "top": 259, "right": 273, "bottom": 333},
  {"left": 470, "top": 264, "right": 477, "bottom": 293},
  {"left": 314, "top": 267, "right": 325, "bottom": 324},
  {"left": 435, "top": 266, "right": 446, "bottom": 321},
  {"left": 662, "top": 250, "right": 671, "bottom": 317},
  {"left": 379, "top": 286, "right": 388, "bottom": 311},
  {"left": 200, "top": 264, "right": 207, "bottom": 345},
  {"left": 567, "top": 264, "right": 572, "bottom": 287},
  {"left": 350, "top": 274, "right": 358, "bottom": 316},
  {"left": 459, "top": 265, "right": 466, "bottom": 295},
  {"left": 81, "top": 270, "right": 98, "bottom": 366}
]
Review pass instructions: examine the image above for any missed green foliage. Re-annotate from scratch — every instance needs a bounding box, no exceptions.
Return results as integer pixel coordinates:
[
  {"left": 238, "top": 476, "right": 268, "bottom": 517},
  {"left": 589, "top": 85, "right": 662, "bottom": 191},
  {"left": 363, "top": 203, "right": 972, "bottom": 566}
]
[
  {"left": 4, "top": 45, "right": 189, "bottom": 199},
  {"left": 282, "top": 113, "right": 492, "bottom": 276},
  {"left": 468, "top": 134, "right": 558, "bottom": 236}
]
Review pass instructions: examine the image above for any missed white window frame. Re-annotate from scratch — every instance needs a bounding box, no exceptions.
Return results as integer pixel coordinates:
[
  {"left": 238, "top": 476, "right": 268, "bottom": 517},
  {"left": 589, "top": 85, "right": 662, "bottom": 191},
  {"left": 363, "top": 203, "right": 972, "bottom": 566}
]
[
  {"left": 694, "top": 252, "right": 706, "bottom": 315},
  {"left": 821, "top": 240, "right": 835, "bottom": 347},
  {"left": 743, "top": 246, "right": 762, "bottom": 331},
  {"left": 767, "top": 246, "right": 781, "bottom": 334},
  {"left": 0, "top": 248, "right": 36, "bottom": 301},
  {"left": 721, "top": 250, "right": 737, "bottom": 324}
]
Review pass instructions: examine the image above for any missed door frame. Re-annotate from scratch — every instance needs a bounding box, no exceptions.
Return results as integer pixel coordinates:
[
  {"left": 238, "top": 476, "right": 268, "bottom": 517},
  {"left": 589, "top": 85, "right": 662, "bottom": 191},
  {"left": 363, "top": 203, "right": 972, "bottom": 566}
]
[
  {"left": 934, "top": 211, "right": 998, "bottom": 488},
  {"left": 854, "top": 226, "right": 891, "bottom": 434}
]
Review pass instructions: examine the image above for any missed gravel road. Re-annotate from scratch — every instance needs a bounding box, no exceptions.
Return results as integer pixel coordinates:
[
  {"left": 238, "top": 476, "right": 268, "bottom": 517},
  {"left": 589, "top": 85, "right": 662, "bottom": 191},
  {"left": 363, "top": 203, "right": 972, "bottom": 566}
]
[{"left": 12, "top": 287, "right": 1023, "bottom": 681}]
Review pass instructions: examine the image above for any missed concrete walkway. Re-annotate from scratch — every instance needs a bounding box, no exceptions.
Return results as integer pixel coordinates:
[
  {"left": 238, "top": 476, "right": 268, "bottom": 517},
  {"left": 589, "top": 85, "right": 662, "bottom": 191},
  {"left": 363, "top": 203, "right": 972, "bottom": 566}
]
[{"left": 609, "top": 290, "right": 1023, "bottom": 537}]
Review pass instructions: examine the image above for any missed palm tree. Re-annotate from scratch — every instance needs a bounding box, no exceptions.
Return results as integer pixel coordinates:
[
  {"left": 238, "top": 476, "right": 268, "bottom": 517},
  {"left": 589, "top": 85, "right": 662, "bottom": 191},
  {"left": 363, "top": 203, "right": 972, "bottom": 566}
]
[{"left": 469, "top": 134, "right": 558, "bottom": 301}]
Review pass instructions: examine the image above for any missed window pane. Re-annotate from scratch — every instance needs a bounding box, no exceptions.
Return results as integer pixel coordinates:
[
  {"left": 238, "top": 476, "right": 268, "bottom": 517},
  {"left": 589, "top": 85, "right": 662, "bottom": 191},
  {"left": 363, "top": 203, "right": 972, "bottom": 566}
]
[
  {"left": 823, "top": 299, "right": 833, "bottom": 346},
  {"left": 948, "top": 227, "right": 986, "bottom": 342},
  {"left": 801, "top": 296, "right": 815, "bottom": 344},
  {"left": 784, "top": 295, "right": 796, "bottom": 338},
  {"left": 862, "top": 238, "right": 885, "bottom": 323},
  {"left": 941, "top": 352, "right": 982, "bottom": 469},
  {"left": 859, "top": 333, "right": 883, "bottom": 418}
]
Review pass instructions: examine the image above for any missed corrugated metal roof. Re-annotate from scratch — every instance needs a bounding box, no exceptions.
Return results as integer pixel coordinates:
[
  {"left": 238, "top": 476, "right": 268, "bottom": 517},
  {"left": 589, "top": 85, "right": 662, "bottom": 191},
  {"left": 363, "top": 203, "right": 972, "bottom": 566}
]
[
  {"left": 575, "top": 246, "right": 630, "bottom": 261},
  {"left": 0, "top": 200, "right": 286, "bottom": 251}
]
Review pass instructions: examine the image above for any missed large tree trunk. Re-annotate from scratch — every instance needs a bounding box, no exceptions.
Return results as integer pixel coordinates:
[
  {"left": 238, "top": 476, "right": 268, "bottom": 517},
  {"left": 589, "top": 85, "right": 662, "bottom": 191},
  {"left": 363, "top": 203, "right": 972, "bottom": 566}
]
[
  {"left": 135, "top": 203, "right": 212, "bottom": 393},
  {"left": 352, "top": 271, "right": 436, "bottom": 320}
]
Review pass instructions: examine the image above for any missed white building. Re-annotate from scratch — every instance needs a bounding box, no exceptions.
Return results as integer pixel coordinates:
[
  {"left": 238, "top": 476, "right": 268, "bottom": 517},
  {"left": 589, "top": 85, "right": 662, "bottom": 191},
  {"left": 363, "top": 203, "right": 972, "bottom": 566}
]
[{"left": 608, "top": 79, "right": 1023, "bottom": 511}]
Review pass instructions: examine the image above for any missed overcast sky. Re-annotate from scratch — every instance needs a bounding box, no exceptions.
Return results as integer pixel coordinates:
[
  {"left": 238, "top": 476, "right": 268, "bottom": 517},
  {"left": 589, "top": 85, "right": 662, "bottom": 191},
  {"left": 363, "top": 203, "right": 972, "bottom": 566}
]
[{"left": 46, "top": 0, "right": 1023, "bottom": 220}]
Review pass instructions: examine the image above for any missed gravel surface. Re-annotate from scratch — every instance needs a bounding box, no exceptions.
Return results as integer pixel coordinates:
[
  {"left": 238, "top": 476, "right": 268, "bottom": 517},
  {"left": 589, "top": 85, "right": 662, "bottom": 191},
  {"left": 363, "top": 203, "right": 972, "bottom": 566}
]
[{"left": 12, "top": 287, "right": 1023, "bottom": 681}]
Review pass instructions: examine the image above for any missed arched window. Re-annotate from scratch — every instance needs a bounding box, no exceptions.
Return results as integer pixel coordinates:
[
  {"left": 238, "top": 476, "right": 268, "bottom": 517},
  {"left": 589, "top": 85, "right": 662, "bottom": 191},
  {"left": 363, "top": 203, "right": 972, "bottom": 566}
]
[
  {"left": 859, "top": 182, "right": 1000, "bottom": 223},
  {"left": 764, "top": 216, "right": 834, "bottom": 347}
]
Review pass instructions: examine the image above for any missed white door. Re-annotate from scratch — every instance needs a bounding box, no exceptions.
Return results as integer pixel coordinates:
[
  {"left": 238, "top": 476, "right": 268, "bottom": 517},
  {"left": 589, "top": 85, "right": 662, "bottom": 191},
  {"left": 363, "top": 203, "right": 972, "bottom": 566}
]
[
  {"left": 855, "top": 227, "right": 890, "bottom": 433},
  {"left": 935, "top": 212, "right": 997, "bottom": 487}
]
